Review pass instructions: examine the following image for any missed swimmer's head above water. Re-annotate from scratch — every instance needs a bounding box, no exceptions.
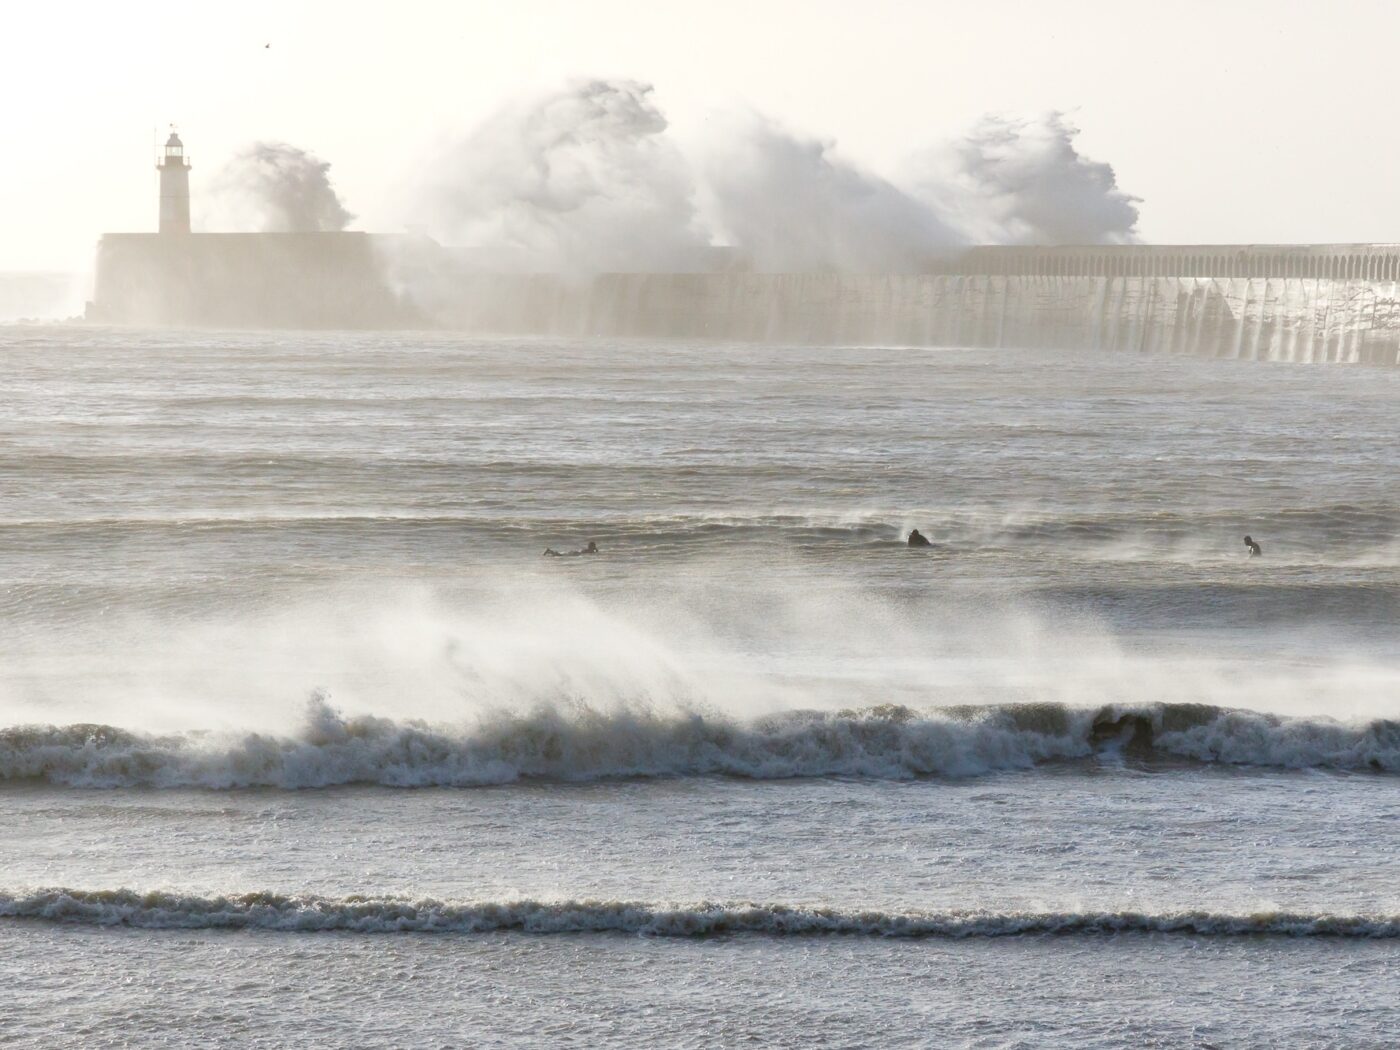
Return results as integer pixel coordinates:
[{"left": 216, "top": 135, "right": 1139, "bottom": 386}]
[{"left": 544, "top": 541, "right": 598, "bottom": 558}]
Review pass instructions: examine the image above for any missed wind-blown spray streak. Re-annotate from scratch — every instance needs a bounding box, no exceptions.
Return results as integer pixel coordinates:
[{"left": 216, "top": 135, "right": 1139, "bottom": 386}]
[{"left": 202, "top": 142, "right": 353, "bottom": 233}]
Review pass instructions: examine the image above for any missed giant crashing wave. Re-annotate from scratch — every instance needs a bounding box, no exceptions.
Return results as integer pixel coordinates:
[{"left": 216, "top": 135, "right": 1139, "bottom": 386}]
[
  {"left": 1, "top": 697, "right": 1399, "bottom": 788},
  {"left": 3, "top": 888, "right": 1399, "bottom": 938}
]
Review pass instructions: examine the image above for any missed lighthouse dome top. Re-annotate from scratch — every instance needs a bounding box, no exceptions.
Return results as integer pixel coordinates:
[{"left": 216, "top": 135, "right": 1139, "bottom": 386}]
[{"left": 165, "top": 132, "right": 183, "bottom": 148}]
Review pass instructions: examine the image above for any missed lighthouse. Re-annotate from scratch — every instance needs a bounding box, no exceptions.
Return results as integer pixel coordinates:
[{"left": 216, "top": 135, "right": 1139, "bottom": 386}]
[{"left": 157, "top": 130, "right": 191, "bottom": 234}]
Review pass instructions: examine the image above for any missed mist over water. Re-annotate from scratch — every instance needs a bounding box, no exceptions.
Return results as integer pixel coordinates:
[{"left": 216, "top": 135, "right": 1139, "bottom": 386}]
[
  {"left": 0, "top": 330, "right": 1390, "bottom": 740},
  {"left": 0, "top": 272, "right": 85, "bottom": 322}
]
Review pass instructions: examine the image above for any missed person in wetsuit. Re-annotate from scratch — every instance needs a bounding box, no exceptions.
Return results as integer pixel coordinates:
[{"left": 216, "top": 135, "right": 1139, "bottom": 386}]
[
  {"left": 1244, "top": 535, "right": 1262, "bottom": 557},
  {"left": 544, "top": 541, "right": 599, "bottom": 557},
  {"left": 907, "top": 529, "right": 932, "bottom": 548}
]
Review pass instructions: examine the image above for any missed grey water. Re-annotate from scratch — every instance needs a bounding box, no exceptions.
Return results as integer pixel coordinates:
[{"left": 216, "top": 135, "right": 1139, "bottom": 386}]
[{"left": 0, "top": 326, "right": 1396, "bottom": 1047}]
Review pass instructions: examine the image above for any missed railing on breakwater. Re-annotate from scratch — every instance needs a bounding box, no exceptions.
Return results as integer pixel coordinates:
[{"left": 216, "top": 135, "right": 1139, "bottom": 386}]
[{"left": 935, "top": 244, "right": 1400, "bottom": 282}]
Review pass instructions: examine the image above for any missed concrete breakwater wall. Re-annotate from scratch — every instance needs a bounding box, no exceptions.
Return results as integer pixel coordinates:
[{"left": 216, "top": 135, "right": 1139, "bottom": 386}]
[
  {"left": 90, "top": 233, "right": 414, "bottom": 328},
  {"left": 434, "top": 273, "right": 1400, "bottom": 365},
  {"left": 85, "top": 234, "right": 1400, "bottom": 362}
]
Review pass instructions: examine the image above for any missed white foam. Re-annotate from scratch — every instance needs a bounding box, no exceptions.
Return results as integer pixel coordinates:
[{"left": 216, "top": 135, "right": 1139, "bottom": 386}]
[
  {"left": 1, "top": 698, "right": 1398, "bottom": 789},
  {"left": 2, "top": 888, "right": 1395, "bottom": 938}
]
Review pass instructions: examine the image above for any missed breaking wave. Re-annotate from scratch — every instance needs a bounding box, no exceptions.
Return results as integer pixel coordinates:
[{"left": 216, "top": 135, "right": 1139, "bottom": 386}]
[
  {"left": 2, "top": 888, "right": 1397, "bottom": 938},
  {"left": 3, "top": 698, "right": 1400, "bottom": 789}
]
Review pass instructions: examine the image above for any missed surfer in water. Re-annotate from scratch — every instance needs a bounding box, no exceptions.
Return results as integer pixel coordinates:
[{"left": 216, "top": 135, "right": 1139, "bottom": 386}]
[
  {"left": 1244, "top": 535, "right": 1262, "bottom": 557},
  {"left": 544, "top": 540, "right": 600, "bottom": 557},
  {"left": 907, "top": 529, "right": 932, "bottom": 548}
]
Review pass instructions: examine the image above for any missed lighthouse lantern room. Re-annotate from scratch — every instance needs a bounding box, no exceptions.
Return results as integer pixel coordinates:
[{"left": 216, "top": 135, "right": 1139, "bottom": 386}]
[{"left": 157, "top": 130, "right": 191, "bottom": 234}]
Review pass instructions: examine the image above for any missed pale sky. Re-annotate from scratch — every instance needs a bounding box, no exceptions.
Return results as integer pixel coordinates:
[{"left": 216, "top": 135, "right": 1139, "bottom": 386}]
[{"left": 5, "top": 0, "right": 1400, "bottom": 270}]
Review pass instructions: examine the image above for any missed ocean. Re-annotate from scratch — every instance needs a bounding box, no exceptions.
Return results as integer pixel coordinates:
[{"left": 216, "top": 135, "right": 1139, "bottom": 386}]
[{"left": 0, "top": 326, "right": 1396, "bottom": 1047}]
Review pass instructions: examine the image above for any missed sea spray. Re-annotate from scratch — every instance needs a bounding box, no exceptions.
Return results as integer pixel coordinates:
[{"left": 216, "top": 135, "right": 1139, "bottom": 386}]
[
  {"left": 413, "top": 79, "right": 710, "bottom": 273},
  {"left": 3, "top": 699, "right": 1400, "bottom": 789},
  {"left": 3, "top": 888, "right": 1398, "bottom": 938},
  {"left": 910, "top": 111, "right": 1140, "bottom": 246},
  {"left": 201, "top": 142, "right": 353, "bottom": 233},
  {"left": 700, "top": 112, "right": 966, "bottom": 272},
  {"left": 402, "top": 78, "right": 1143, "bottom": 277}
]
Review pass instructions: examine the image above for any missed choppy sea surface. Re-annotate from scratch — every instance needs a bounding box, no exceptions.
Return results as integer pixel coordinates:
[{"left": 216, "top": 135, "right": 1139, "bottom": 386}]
[{"left": 0, "top": 327, "right": 1397, "bottom": 1048}]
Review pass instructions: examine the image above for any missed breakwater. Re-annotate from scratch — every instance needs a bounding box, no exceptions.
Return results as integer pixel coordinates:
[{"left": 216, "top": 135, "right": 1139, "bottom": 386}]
[
  {"left": 432, "top": 272, "right": 1400, "bottom": 365},
  {"left": 86, "top": 236, "right": 1400, "bottom": 363},
  {"left": 89, "top": 233, "right": 416, "bottom": 328}
]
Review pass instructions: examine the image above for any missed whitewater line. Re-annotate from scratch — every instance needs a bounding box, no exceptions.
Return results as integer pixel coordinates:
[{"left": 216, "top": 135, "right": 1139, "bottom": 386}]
[
  {"left": 2, "top": 698, "right": 1400, "bottom": 789},
  {"left": 2, "top": 889, "right": 1398, "bottom": 938}
]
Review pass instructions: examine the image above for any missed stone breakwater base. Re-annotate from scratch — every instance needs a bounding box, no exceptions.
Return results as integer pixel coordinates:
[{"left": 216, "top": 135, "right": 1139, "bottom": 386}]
[{"left": 87, "top": 238, "right": 1400, "bottom": 363}]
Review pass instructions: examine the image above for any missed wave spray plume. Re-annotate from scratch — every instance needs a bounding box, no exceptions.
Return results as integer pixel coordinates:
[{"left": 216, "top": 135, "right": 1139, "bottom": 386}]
[{"left": 201, "top": 141, "right": 353, "bottom": 233}]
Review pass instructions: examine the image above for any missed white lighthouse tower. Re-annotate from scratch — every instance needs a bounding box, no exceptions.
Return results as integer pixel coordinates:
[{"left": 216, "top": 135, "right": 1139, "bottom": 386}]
[{"left": 157, "top": 130, "right": 191, "bottom": 234}]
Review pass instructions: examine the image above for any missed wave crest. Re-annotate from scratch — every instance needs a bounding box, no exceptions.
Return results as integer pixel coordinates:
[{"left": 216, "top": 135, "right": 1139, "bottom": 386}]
[
  {"left": 2, "top": 698, "right": 1399, "bottom": 789},
  {"left": 3, "top": 888, "right": 1397, "bottom": 938}
]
